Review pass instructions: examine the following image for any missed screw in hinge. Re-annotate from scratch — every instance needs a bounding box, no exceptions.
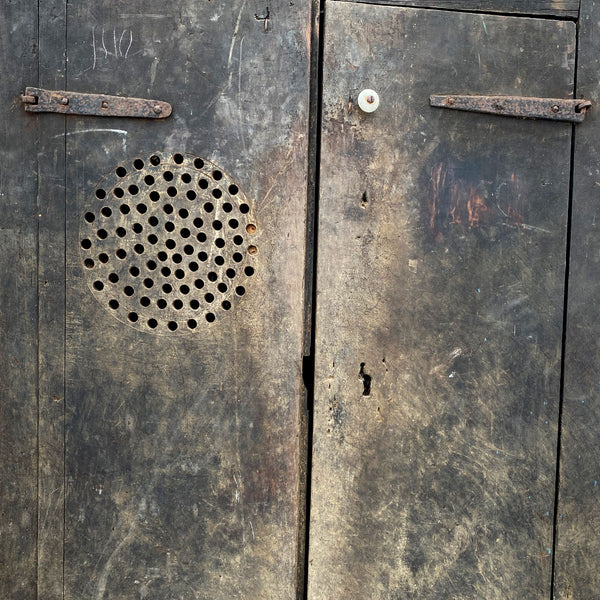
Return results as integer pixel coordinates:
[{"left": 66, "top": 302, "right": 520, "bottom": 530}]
[
  {"left": 61, "top": 97, "right": 69, "bottom": 106},
  {"left": 551, "top": 105, "right": 560, "bottom": 113},
  {"left": 446, "top": 97, "right": 455, "bottom": 106},
  {"left": 101, "top": 101, "right": 109, "bottom": 110},
  {"left": 153, "top": 105, "right": 162, "bottom": 115}
]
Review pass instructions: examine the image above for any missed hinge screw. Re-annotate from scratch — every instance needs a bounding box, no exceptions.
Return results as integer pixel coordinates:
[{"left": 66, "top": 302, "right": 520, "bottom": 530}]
[
  {"left": 551, "top": 105, "right": 560, "bottom": 113},
  {"left": 153, "top": 105, "right": 162, "bottom": 115},
  {"left": 101, "top": 101, "right": 109, "bottom": 109},
  {"left": 446, "top": 97, "right": 455, "bottom": 106},
  {"left": 61, "top": 97, "right": 69, "bottom": 105}
]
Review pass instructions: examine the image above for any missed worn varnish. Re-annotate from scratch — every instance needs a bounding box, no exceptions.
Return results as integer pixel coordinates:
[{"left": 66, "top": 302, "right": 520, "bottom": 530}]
[
  {"left": 553, "top": 0, "right": 600, "bottom": 597},
  {"left": 309, "top": 3, "right": 574, "bottom": 598}
]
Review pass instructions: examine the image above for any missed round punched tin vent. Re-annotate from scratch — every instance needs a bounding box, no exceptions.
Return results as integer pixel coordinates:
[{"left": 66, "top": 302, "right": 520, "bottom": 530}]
[{"left": 79, "top": 152, "right": 258, "bottom": 334}]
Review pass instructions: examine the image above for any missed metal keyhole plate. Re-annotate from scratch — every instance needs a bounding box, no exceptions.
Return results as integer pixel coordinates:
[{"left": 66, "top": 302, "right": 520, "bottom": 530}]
[{"left": 79, "top": 152, "right": 258, "bottom": 334}]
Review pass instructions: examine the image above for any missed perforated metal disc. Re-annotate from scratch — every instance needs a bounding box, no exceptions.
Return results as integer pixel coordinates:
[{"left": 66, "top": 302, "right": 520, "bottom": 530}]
[{"left": 79, "top": 152, "right": 258, "bottom": 334}]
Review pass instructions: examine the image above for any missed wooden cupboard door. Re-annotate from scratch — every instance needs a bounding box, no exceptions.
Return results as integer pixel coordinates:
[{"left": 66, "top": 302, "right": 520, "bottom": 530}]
[{"left": 310, "top": 3, "right": 574, "bottom": 598}]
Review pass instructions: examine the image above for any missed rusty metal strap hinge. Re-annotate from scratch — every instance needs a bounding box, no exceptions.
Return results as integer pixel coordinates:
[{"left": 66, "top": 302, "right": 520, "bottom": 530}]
[
  {"left": 430, "top": 94, "right": 591, "bottom": 123},
  {"left": 20, "top": 87, "right": 171, "bottom": 119}
]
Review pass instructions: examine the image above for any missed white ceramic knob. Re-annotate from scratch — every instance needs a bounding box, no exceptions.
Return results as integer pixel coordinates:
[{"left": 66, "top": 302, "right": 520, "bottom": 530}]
[{"left": 358, "top": 89, "right": 380, "bottom": 113}]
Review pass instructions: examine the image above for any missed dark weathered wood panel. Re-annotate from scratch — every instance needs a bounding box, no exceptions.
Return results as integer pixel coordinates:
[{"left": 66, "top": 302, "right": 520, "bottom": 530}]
[
  {"left": 334, "top": 0, "right": 579, "bottom": 18},
  {"left": 310, "top": 4, "right": 574, "bottom": 598},
  {"left": 63, "top": 1, "right": 310, "bottom": 598},
  {"left": 0, "top": 3, "right": 40, "bottom": 599},
  {"left": 37, "top": 1, "right": 67, "bottom": 598},
  {"left": 554, "top": 1, "right": 600, "bottom": 597}
]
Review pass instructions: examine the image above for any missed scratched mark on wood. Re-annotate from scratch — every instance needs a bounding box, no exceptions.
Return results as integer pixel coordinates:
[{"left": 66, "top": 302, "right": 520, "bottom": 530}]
[
  {"left": 309, "top": 3, "right": 574, "bottom": 598},
  {"left": 60, "top": 0, "right": 310, "bottom": 598}
]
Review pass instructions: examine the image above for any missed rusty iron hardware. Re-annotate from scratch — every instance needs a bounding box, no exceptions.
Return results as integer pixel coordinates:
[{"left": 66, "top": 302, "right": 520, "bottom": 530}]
[
  {"left": 20, "top": 87, "right": 171, "bottom": 119},
  {"left": 430, "top": 94, "right": 591, "bottom": 123}
]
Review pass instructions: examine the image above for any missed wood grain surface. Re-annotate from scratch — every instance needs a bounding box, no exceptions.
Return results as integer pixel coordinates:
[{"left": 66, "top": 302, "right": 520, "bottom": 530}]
[{"left": 309, "top": 3, "right": 575, "bottom": 598}]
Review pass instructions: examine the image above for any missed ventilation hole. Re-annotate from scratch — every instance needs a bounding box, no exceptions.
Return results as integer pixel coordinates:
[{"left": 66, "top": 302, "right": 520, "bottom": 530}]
[
  {"left": 128, "top": 312, "right": 139, "bottom": 322},
  {"left": 109, "top": 299, "right": 119, "bottom": 309},
  {"left": 217, "top": 282, "right": 228, "bottom": 293},
  {"left": 198, "top": 251, "right": 208, "bottom": 262},
  {"left": 194, "top": 279, "right": 204, "bottom": 289},
  {"left": 198, "top": 178, "right": 209, "bottom": 189},
  {"left": 194, "top": 158, "right": 204, "bottom": 169},
  {"left": 99, "top": 253, "right": 109, "bottom": 263},
  {"left": 233, "top": 235, "right": 243, "bottom": 246},
  {"left": 124, "top": 286, "right": 134, "bottom": 296},
  {"left": 129, "top": 266, "right": 140, "bottom": 277},
  {"left": 140, "top": 296, "right": 151, "bottom": 307},
  {"left": 193, "top": 217, "right": 203, "bottom": 228},
  {"left": 157, "top": 252, "right": 167, "bottom": 262},
  {"left": 101, "top": 207, "right": 112, "bottom": 218},
  {"left": 129, "top": 185, "right": 139, "bottom": 195},
  {"left": 165, "top": 239, "right": 176, "bottom": 250},
  {"left": 186, "top": 190, "right": 197, "bottom": 200},
  {"left": 148, "top": 216, "right": 159, "bottom": 226},
  {"left": 148, "top": 318, "right": 158, "bottom": 329},
  {"left": 181, "top": 228, "right": 190, "bottom": 238},
  {"left": 248, "top": 245, "right": 258, "bottom": 255},
  {"left": 215, "top": 238, "right": 225, "bottom": 249},
  {"left": 206, "top": 312, "right": 216, "bottom": 323},
  {"left": 181, "top": 173, "right": 191, "bottom": 184},
  {"left": 157, "top": 299, "right": 167, "bottom": 309},
  {"left": 84, "top": 258, "right": 95, "bottom": 269},
  {"left": 81, "top": 239, "right": 92, "bottom": 250},
  {"left": 175, "top": 269, "right": 185, "bottom": 279},
  {"left": 187, "top": 319, "right": 197, "bottom": 329},
  {"left": 134, "top": 244, "right": 144, "bottom": 255},
  {"left": 222, "top": 300, "right": 231, "bottom": 310},
  {"left": 197, "top": 233, "right": 207, "bottom": 243},
  {"left": 162, "top": 283, "right": 173, "bottom": 294},
  {"left": 246, "top": 224, "right": 257, "bottom": 234},
  {"left": 226, "top": 268, "right": 236, "bottom": 278},
  {"left": 143, "top": 278, "right": 154, "bottom": 288},
  {"left": 240, "top": 203, "right": 250, "bottom": 214},
  {"left": 116, "top": 227, "right": 126, "bottom": 238},
  {"left": 190, "top": 299, "right": 200, "bottom": 309},
  {"left": 132, "top": 223, "right": 143, "bottom": 234},
  {"left": 85, "top": 212, "right": 96, "bottom": 223},
  {"left": 212, "top": 189, "right": 222, "bottom": 199},
  {"left": 244, "top": 266, "right": 255, "bottom": 277},
  {"left": 148, "top": 234, "right": 158, "bottom": 245},
  {"left": 168, "top": 321, "right": 178, "bottom": 331},
  {"left": 133, "top": 159, "right": 144, "bottom": 170},
  {"left": 233, "top": 252, "right": 243, "bottom": 263},
  {"left": 179, "top": 208, "right": 189, "bottom": 219},
  {"left": 212, "top": 220, "right": 223, "bottom": 230},
  {"left": 189, "top": 261, "right": 199, "bottom": 272},
  {"left": 113, "top": 187, "right": 124, "bottom": 198},
  {"left": 96, "top": 188, "right": 106, "bottom": 199},
  {"left": 167, "top": 186, "right": 177, "bottom": 197},
  {"left": 223, "top": 203, "right": 233, "bottom": 213},
  {"left": 161, "top": 267, "right": 171, "bottom": 277},
  {"left": 208, "top": 272, "right": 218, "bottom": 282},
  {"left": 150, "top": 154, "right": 160, "bottom": 166},
  {"left": 147, "top": 260, "right": 158, "bottom": 270},
  {"left": 163, "top": 204, "right": 173, "bottom": 214},
  {"left": 236, "top": 286, "right": 246, "bottom": 296},
  {"left": 108, "top": 273, "right": 119, "bottom": 283},
  {"left": 184, "top": 244, "right": 194, "bottom": 255},
  {"left": 204, "top": 202, "right": 214, "bottom": 213},
  {"left": 93, "top": 280, "right": 104, "bottom": 291},
  {"left": 180, "top": 285, "right": 190, "bottom": 294},
  {"left": 116, "top": 166, "right": 127, "bottom": 177},
  {"left": 215, "top": 256, "right": 225, "bottom": 266},
  {"left": 173, "top": 153, "right": 184, "bottom": 164},
  {"left": 212, "top": 170, "right": 223, "bottom": 181},
  {"left": 205, "top": 293, "right": 215, "bottom": 303},
  {"left": 165, "top": 222, "right": 175, "bottom": 233},
  {"left": 120, "top": 204, "right": 130, "bottom": 214},
  {"left": 144, "top": 175, "right": 155, "bottom": 186},
  {"left": 229, "top": 219, "right": 239, "bottom": 229},
  {"left": 173, "top": 299, "right": 183, "bottom": 310},
  {"left": 116, "top": 249, "right": 127, "bottom": 259},
  {"left": 150, "top": 191, "right": 160, "bottom": 202},
  {"left": 136, "top": 203, "right": 147, "bottom": 214},
  {"left": 172, "top": 254, "right": 183, "bottom": 264},
  {"left": 97, "top": 229, "right": 108, "bottom": 240},
  {"left": 229, "top": 184, "right": 239, "bottom": 195},
  {"left": 163, "top": 171, "right": 174, "bottom": 182}
]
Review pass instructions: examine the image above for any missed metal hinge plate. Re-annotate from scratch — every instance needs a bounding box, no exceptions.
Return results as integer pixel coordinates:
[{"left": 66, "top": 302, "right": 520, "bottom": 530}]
[
  {"left": 430, "top": 94, "right": 591, "bottom": 123},
  {"left": 20, "top": 87, "right": 171, "bottom": 119}
]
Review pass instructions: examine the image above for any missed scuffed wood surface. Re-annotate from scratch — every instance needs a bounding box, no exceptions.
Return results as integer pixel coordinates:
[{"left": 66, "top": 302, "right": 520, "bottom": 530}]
[
  {"left": 309, "top": 3, "right": 574, "bottom": 598},
  {"left": 62, "top": 1, "right": 310, "bottom": 598},
  {"left": 0, "top": 3, "right": 39, "bottom": 600},
  {"left": 554, "top": 0, "right": 600, "bottom": 597},
  {"left": 335, "top": 0, "right": 579, "bottom": 18}
]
